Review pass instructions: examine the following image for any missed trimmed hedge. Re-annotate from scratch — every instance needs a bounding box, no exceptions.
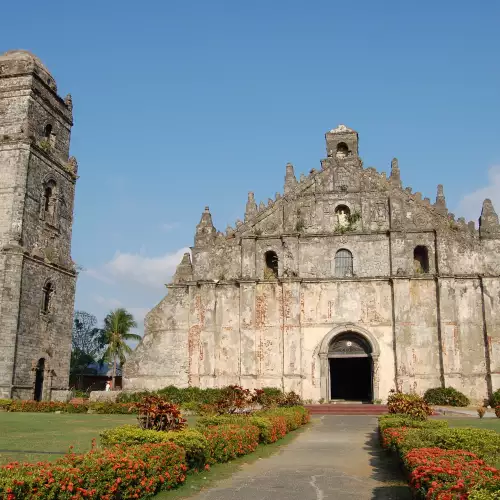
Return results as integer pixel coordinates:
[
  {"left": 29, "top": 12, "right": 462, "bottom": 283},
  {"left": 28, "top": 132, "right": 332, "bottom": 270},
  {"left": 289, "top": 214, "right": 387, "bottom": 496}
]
[
  {"left": 0, "top": 441, "right": 187, "bottom": 499},
  {"left": 378, "top": 414, "right": 449, "bottom": 433},
  {"left": 0, "top": 399, "right": 136, "bottom": 414},
  {"left": 202, "top": 424, "right": 260, "bottom": 464},
  {"left": 423, "top": 387, "right": 470, "bottom": 407},
  {"left": 100, "top": 426, "right": 209, "bottom": 469},
  {"left": 117, "top": 385, "right": 285, "bottom": 405},
  {"left": 379, "top": 415, "right": 500, "bottom": 498},
  {"left": 196, "top": 414, "right": 287, "bottom": 444}
]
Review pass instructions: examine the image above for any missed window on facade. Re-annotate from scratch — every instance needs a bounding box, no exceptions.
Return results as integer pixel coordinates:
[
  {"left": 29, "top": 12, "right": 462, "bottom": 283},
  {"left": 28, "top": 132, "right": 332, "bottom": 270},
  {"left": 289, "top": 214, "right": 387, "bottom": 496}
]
[
  {"left": 41, "top": 281, "right": 53, "bottom": 314},
  {"left": 414, "top": 246, "right": 429, "bottom": 274},
  {"left": 335, "top": 249, "right": 353, "bottom": 277},
  {"left": 336, "top": 142, "right": 349, "bottom": 159},
  {"left": 44, "top": 124, "right": 52, "bottom": 139},
  {"left": 42, "top": 181, "right": 56, "bottom": 224},
  {"left": 264, "top": 250, "right": 279, "bottom": 279}
]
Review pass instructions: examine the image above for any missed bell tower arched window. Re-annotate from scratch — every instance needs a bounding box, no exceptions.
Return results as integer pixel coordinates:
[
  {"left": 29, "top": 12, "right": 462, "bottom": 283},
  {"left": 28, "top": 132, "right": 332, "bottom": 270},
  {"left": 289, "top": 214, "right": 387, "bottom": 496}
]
[
  {"left": 264, "top": 250, "right": 279, "bottom": 279},
  {"left": 335, "top": 249, "right": 353, "bottom": 277},
  {"left": 414, "top": 246, "right": 429, "bottom": 274},
  {"left": 41, "top": 179, "right": 57, "bottom": 225},
  {"left": 336, "top": 142, "right": 349, "bottom": 159},
  {"left": 41, "top": 281, "right": 54, "bottom": 314}
]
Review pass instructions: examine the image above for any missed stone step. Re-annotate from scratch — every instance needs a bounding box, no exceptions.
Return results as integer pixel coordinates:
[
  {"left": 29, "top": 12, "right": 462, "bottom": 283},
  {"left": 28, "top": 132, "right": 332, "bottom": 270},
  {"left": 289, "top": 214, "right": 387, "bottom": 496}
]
[{"left": 304, "top": 404, "right": 388, "bottom": 415}]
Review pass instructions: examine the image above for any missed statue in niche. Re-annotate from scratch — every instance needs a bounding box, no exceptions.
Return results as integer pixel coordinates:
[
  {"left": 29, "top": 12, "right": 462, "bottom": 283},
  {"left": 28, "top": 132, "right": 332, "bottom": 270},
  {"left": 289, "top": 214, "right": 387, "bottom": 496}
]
[{"left": 335, "top": 205, "right": 350, "bottom": 228}]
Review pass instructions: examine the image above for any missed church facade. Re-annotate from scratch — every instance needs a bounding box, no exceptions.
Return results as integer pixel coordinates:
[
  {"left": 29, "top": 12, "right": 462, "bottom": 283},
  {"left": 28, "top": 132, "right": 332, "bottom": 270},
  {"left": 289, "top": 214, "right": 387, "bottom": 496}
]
[
  {"left": 0, "top": 51, "right": 78, "bottom": 401},
  {"left": 124, "top": 125, "right": 500, "bottom": 403}
]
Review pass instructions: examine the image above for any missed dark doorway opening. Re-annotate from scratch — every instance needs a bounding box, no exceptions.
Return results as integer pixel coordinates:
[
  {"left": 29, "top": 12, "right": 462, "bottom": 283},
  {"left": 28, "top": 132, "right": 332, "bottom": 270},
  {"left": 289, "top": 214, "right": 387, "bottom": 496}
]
[
  {"left": 330, "top": 357, "right": 372, "bottom": 401},
  {"left": 34, "top": 358, "right": 45, "bottom": 402}
]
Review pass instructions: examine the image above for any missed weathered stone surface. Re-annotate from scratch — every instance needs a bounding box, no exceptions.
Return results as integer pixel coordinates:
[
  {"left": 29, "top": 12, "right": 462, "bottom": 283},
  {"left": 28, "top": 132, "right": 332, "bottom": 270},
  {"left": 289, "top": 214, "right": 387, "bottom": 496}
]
[
  {"left": 124, "top": 126, "right": 499, "bottom": 404},
  {"left": 0, "top": 50, "right": 77, "bottom": 401}
]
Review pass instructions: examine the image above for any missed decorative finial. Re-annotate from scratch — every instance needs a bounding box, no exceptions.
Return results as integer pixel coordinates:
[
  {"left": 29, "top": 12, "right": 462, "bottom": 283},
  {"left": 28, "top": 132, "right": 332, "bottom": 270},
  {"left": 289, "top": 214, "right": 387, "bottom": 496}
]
[
  {"left": 68, "top": 156, "right": 78, "bottom": 175},
  {"left": 479, "top": 198, "right": 500, "bottom": 239},
  {"left": 390, "top": 158, "right": 401, "bottom": 187},
  {"left": 64, "top": 94, "right": 73, "bottom": 112},
  {"left": 435, "top": 184, "right": 446, "bottom": 212},
  {"left": 245, "top": 192, "right": 257, "bottom": 221},
  {"left": 284, "top": 163, "right": 297, "bottom": 195}
]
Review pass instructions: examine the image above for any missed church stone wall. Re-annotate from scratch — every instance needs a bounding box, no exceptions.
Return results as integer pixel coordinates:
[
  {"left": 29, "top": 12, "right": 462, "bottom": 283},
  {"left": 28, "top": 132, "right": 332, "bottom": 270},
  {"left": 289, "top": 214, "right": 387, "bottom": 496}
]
[{"left": 125, "top": 125, "right": 500, "bottom": 404}]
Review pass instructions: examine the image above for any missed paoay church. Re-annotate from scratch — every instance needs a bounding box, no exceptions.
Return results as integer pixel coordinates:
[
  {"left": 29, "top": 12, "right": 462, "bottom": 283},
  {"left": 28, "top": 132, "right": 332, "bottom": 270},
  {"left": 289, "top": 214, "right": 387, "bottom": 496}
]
[{"left": 124, "top": 125, "right": 500, "bottom": 403}]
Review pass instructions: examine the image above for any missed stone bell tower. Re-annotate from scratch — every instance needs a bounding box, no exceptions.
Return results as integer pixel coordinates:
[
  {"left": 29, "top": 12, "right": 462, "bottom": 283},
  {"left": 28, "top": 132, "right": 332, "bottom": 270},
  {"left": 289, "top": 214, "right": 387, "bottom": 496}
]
[{"left": 0, "top": 50, "right": 78, "bottom": 401}]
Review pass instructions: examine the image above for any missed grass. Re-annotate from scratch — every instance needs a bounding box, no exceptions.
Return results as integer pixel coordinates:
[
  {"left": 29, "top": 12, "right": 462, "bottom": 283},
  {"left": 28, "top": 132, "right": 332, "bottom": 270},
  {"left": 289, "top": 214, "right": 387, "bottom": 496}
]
[
  {"left": 154, "top": 424, "right": 309, "bottom": 499},
  {"left": 445, "top": 417, "right": 500, "bottom": 432},
  {"left": 0, "top": 412, "right": 198, "bottom": 464}
]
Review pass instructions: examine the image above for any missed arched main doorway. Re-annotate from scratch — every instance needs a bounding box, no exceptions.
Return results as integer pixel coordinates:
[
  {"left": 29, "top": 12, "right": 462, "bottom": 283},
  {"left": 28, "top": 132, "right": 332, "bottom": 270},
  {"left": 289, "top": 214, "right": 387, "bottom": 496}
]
[
  {"left": 328, "top": 332, "right": 373, "bottom": 401},
  {"left": 34, "top": 358, "right": 45, "bottom": 402}
]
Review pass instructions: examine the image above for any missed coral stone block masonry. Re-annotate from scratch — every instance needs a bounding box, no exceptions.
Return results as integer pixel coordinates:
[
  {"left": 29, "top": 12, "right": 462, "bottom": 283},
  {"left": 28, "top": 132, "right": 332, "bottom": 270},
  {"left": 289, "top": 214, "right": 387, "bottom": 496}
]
[
  {"left": 124, "top": 125, "right": 500, "bottom": 404},
  {"left": 0, "top": 50, "right": 78, "bottom": 401}
]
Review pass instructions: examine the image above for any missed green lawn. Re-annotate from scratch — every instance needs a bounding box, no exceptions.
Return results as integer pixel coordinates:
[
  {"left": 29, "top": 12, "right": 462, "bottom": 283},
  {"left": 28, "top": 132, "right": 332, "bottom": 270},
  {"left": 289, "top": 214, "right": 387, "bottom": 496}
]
[
  {"left": 0, "top": 413, "right": 197, "bottom": 464},
  {"left": 445, "top": 417, "right": 500, "bottom": 432}
]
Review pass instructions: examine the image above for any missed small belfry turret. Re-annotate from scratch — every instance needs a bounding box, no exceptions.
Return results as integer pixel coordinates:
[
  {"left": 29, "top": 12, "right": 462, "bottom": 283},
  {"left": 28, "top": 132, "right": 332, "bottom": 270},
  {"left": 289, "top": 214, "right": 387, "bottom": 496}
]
[
  {"left": 173, "top": 252, "right": 193, "bottom": 284},
  {"left": 479, "top": 199, "right": 500, "bottom": 239},
  {"left": 195, "top": 206, "right": 216, "bottom": 246},
  {"left": 325, "top": 124, "right": 359, "bottom": 159}
]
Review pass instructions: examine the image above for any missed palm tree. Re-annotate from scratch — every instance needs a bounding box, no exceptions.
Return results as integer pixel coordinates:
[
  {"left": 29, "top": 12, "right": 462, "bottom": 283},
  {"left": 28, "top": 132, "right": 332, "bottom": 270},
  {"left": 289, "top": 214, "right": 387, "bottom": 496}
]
[{"left": 101, "top": 308, "right": 140, "bottom": 390}]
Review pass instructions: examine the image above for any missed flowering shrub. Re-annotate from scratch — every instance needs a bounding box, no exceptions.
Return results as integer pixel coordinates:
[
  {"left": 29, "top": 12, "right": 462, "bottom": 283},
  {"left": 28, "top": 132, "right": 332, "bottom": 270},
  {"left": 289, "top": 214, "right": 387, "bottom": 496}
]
[
  {"left": 201, "top": 423, "right": 259, "bottom": 464},
  {"left": 197, "top": 413, "right": 288, "bottom": 444},
  {"left": 133, "top": 396, "right": 186, "bottom": 431},
  {"left": 387, "top": 391, "right": 433, "bottom": 420},
  {"left": 0, "top": 440, "right": 187, "bottom": 499},
  {"left": 381, "top": 426, "right": 411, "bottom": 450},
  {"left": 404, "top": 447, "right": 500, "bottom": 499},
  {"left": 495, "top": 406, "right": 500, "bottom": 419},
  {"left": 423, "top": 387, "right": 470, "bottom": 407},
  {"left": 260, "top": 406, "right": 310, "bottom": 431}
]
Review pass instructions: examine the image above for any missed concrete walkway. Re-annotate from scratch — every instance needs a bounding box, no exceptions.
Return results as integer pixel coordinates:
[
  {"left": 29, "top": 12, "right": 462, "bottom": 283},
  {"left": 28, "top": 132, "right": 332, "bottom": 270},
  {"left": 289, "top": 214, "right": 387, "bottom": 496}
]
[{"left": 190, "top": 416, "right": 411, "bottom": 500}]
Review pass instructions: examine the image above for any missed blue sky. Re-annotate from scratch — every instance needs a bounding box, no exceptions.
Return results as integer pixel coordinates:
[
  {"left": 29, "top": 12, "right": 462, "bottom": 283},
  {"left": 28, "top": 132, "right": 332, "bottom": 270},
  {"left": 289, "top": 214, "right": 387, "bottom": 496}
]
[{"left": 2, "top": 1, "right": 499, "bottom": 332}]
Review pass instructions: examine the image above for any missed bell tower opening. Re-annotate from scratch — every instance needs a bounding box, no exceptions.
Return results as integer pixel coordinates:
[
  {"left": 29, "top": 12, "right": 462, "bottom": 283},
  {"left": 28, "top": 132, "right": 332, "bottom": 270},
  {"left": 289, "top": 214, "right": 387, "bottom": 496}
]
[{"left": 328, "top": 332, "right": 373, "bottom": 401}]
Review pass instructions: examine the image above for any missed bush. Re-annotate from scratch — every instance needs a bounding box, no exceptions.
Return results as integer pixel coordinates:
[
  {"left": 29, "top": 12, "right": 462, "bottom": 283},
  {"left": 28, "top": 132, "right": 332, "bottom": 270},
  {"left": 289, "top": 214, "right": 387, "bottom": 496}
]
[
  {"left": 387, "top": 391, "right": 433, "bottom": 420},
  {"left": 259, "top": 406, "right": 309, "bottom": 431},
  {"left": 0, "top": 399, "right": 12, "bottom": 410},
  {"left": 201, "top": 424, "right": 259, "bottom": 464},
  {"left": 100, "top": 425, "right": 208, "bottom": 469},
  {"left": 378, "top": 414, "right": 448, "bottom": 433},
  {"left": 423, "top": 387, "right": 470, "bottom": 407},
  {"left": 197, "top": 413, "right": 288, "bottom": 444},
  {"left": 495, "top": 406, "right": 500, "bottom": 419},
  {"left": 88, "top": 402, "right": 136, "bottom": 414},
  {"left": 397, "top": 427, "right": 500, "bottom": 467},
  {"left": 491, "top": 389, "right": 500, "bottom": 408},
  {"left": 133, "top": 396, "right": 186, "bottom": 431},
  {"left": 65, "top": 402, "right": 90, "bottom": 413},
  {"left": 404, "top": 447, "right": 500, "bottom": 499},
  {"left": 0, "top": 441, "right": 187, "bottom": 499}
]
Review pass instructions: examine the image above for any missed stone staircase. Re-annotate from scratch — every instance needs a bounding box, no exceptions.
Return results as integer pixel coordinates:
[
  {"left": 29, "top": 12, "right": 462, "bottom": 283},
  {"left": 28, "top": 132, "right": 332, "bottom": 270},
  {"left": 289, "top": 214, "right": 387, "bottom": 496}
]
[{"left": 304, "top": 403, "right": 388, "bottom": 415}]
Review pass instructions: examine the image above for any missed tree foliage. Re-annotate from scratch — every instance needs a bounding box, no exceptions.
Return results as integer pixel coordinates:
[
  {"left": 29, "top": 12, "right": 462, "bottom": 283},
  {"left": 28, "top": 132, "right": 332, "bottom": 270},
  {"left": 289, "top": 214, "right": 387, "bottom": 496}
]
[
  {"left": 101, "top": 308, "right": 141, "bottom": 388},
  {"left": 71, "top": 311, "right": 105, "bottom": 375}
]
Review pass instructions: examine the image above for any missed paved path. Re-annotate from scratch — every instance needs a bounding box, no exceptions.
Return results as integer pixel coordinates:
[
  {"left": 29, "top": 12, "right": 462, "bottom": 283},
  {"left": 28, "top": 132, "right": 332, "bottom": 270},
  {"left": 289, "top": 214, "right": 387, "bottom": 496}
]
[{"left": 190, "top": 416, "right": 411, "bottom": 500}]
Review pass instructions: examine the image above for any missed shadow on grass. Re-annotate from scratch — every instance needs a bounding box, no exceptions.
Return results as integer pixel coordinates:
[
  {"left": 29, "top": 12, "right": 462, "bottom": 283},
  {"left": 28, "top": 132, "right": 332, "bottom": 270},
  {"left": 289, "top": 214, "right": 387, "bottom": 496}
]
[
  {"left": 154, "top": 425, "right": 309, "bottom": 499},
  {"left": 363, "top": 428, "right": 412, "bottom": 500}
]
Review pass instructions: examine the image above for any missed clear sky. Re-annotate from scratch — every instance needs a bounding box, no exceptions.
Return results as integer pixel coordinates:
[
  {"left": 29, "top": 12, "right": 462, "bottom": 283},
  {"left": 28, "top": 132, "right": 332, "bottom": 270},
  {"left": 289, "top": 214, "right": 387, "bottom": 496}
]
[{"left": 2, "top": 1, "right": 499, "bottom": 333}]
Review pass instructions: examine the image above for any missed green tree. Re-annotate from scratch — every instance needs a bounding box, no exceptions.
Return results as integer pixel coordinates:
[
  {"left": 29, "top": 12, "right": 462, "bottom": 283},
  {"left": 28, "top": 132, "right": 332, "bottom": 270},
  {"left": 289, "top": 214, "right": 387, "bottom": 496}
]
[
  {"left": 71, "top": 311, "right": 105, "bottom": 389},
  {"left": 101, "top": 308, "right": 140, "bottom": 389}
]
